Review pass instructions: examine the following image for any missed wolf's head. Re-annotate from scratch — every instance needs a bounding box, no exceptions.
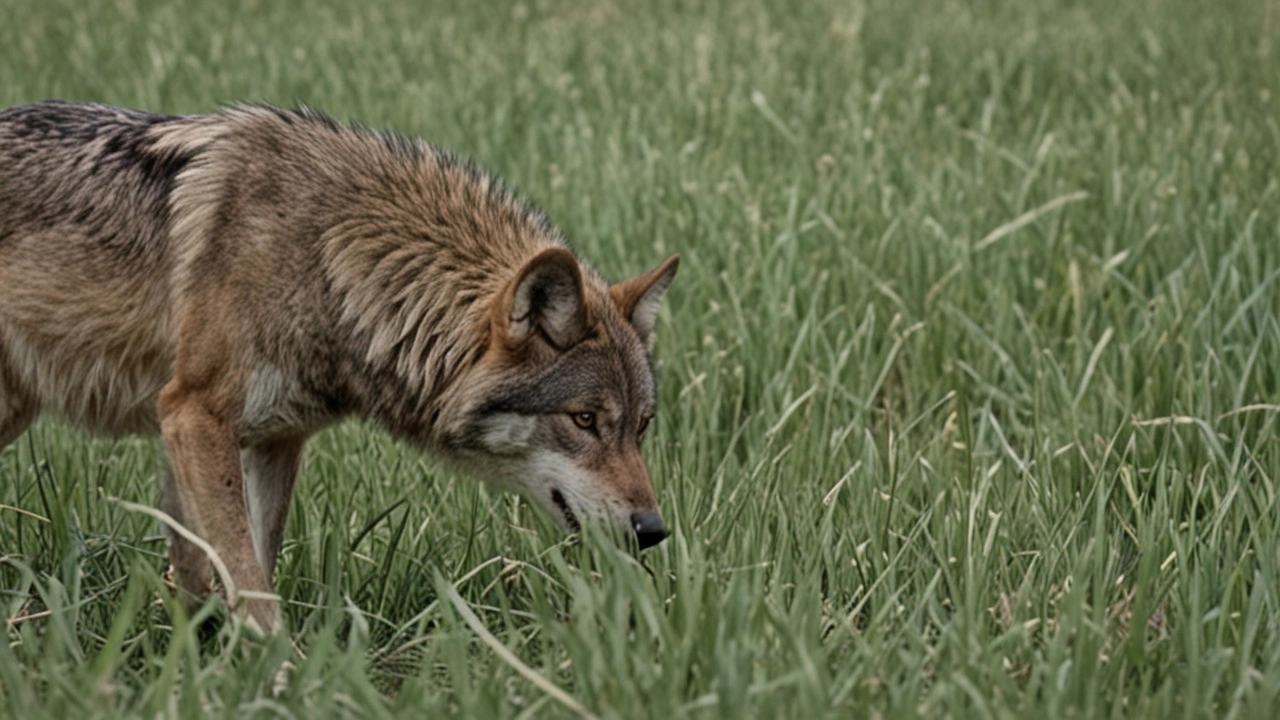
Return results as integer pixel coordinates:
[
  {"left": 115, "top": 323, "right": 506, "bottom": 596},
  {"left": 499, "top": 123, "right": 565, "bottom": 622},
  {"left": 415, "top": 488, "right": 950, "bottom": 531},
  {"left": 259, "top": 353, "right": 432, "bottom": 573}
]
[{"left": 451, "top": 248, "right": 679, "bottom": 549}]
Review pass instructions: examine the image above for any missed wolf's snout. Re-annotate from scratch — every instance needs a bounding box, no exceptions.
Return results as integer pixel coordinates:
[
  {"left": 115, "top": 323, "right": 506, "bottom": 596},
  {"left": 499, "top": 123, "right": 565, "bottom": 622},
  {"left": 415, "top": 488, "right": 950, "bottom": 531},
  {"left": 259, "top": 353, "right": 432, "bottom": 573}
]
[{"left": 630, "top": 511, "right": 668, "bottom": 549}]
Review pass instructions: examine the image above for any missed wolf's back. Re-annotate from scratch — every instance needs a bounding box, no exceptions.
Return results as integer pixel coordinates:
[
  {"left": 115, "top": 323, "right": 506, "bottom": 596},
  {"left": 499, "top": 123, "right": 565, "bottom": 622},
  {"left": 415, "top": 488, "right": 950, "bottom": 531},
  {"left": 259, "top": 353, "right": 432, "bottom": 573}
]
[
  {"left": 0, "top": 102, "right": 205, "bottom": 434},
  {"left": 0, "top": 100, "right": 193, "bottom": 263}
]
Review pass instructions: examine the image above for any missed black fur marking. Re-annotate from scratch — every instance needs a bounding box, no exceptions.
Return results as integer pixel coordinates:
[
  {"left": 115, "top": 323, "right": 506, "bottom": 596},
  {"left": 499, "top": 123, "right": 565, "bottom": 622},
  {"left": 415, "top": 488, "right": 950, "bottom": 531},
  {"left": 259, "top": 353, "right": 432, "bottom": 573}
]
[{"left": 0, "top": 101, "right": 194, "bottom": 263}]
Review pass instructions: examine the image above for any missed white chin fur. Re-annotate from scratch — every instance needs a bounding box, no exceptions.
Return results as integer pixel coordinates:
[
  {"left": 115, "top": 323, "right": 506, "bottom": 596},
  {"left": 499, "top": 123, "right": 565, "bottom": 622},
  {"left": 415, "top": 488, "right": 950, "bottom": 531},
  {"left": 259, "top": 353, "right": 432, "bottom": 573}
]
[
  {"left": 461, "top": 430, "right": 620, "bottom": 531},
  {"left": 516, "top": 450, "right": 613, "bottom": 530}
]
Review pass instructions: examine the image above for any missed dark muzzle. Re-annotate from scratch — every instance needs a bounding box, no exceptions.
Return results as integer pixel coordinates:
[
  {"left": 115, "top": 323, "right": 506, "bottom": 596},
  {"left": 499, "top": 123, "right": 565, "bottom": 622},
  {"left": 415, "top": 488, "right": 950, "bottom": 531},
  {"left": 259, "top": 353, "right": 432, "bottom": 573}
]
[{"left": 630, "top": 511, "right": 668, "bottom": 549}]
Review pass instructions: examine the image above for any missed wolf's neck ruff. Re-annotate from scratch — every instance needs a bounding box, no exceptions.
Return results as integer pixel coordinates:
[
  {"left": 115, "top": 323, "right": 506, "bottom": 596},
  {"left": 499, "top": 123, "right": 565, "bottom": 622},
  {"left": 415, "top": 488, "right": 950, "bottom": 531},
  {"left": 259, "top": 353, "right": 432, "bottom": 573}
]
[{"left": 151, "top": 106, "right": 571, "bottom": 442}]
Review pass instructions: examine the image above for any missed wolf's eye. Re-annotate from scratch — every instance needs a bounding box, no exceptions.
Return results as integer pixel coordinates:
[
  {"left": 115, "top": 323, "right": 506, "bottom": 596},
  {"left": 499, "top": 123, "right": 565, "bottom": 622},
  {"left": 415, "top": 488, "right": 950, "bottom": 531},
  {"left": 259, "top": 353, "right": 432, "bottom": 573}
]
[
  {"left": 637, "top": 415, "right": 652, "bottom": 437},
  {"left": 571, "top": 412, "right": 596, "bottom": 430}
]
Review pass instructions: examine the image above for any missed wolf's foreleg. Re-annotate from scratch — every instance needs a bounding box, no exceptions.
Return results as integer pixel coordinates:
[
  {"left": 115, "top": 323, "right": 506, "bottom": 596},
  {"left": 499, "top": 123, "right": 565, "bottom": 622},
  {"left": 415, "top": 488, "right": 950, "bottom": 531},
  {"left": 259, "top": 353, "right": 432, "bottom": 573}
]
[
  {"left": 241, "top": 436, "right": 305, "bottom": 582},
  {"left": 158, "top": 462, "right": 216, "bottom": 608},
  {"left": 159, "top": 382, "right": 281, "bottom": 633}
]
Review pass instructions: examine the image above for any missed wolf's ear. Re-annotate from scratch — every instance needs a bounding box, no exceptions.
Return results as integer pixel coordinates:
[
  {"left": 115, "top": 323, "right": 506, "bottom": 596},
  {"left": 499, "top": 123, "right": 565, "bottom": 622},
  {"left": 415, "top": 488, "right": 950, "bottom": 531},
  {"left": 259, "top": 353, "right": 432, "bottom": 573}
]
[
  {"left": 610, "top": 254, "right": 679, "bottom": 343},
  {"left": 501, "top": 248, "right": 588, "bottom": 349}
]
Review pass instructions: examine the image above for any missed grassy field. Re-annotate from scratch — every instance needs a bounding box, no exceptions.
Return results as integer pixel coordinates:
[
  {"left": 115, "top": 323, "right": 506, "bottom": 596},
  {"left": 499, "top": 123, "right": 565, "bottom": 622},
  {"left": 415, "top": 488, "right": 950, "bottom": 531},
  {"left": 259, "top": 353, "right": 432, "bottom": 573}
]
[{"left": 2, "top": 0, "right": 1279, "bottom": 716}]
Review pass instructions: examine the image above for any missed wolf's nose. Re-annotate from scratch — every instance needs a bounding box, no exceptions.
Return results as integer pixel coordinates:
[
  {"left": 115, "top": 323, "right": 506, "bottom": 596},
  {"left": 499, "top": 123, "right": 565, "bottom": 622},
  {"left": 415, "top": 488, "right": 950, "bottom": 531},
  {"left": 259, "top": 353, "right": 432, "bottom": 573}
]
[{"left": 631, "top": 511, "right": 668, "bottom": 549}]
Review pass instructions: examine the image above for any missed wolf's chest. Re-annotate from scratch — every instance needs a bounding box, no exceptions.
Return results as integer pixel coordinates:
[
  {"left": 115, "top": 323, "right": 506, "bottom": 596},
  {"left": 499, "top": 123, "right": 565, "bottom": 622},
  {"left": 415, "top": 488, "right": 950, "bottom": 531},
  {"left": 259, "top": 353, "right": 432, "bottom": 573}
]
[{"left": 239, "top": 365, "right": 338, "bottom": 441}]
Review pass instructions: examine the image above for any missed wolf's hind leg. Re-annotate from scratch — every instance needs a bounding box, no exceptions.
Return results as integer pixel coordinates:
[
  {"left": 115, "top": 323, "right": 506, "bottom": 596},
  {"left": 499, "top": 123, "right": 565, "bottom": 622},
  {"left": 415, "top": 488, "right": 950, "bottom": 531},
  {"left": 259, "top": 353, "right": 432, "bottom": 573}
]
[
  {"left": 0, "top": 404, "right": 34, "bottom": 452},
  {"left": 242, "top": 436, "right": 305, "bottom": 583},
  {"left": 0, "top": 359, "right": 35, "bottom": 451}
]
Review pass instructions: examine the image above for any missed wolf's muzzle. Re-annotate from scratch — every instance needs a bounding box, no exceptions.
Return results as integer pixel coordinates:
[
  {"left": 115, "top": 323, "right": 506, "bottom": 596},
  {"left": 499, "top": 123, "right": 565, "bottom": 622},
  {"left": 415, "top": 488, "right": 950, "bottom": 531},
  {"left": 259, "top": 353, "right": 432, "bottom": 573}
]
[{"left": 630, "top": 511, "right": 668, "bottom": 549}]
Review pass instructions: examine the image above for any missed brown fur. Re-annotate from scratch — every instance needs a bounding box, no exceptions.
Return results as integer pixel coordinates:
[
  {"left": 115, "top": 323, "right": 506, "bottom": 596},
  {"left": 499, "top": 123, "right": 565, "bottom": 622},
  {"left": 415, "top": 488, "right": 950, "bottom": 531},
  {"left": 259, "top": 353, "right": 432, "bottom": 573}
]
[{"left": 0, "top": 101, "right": 678, "bottom": 632}]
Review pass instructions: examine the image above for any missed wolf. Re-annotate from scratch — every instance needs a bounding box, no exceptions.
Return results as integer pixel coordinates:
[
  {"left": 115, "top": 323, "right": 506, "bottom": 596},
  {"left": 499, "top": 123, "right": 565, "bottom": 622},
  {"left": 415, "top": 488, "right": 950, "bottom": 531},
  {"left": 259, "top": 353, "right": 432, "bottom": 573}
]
[{"left": 0, "top": 100, "right": 678, "bottom": 632}]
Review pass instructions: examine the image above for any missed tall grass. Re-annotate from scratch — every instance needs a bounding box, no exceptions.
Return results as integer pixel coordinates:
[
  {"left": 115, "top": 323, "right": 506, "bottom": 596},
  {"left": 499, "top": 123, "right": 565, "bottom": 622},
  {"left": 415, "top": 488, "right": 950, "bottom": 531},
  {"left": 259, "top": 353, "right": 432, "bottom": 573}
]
[{"left": 2, "top": 0, "right": 1279, "bottom": 716}]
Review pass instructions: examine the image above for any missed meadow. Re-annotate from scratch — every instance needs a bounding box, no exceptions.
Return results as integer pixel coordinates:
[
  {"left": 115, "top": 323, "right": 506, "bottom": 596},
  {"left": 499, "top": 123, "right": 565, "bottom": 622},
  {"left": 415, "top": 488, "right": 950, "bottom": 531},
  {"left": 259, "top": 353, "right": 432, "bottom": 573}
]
[{"left": 2, "top": 0, "right": 1279, "bottom": 716}]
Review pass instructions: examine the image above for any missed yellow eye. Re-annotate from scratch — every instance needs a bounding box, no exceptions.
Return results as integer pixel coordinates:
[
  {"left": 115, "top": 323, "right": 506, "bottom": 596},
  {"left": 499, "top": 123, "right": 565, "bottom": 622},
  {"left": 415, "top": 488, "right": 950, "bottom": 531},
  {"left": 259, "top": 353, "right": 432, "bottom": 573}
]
[{"left": 571, "top": 412, "right": 596, "bottom": 430}]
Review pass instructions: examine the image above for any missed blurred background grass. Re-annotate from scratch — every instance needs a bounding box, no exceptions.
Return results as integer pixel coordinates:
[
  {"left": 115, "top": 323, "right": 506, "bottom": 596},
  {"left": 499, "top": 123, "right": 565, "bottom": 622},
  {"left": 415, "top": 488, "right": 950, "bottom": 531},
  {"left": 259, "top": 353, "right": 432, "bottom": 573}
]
[{"left": 2, "top": 0, "right": 1279, "bottom": 717}]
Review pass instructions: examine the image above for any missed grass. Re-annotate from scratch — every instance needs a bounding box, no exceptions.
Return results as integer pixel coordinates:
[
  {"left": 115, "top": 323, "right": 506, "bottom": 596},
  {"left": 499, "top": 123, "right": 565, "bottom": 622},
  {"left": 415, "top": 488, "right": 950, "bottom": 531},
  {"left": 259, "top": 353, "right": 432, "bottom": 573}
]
[{"left": 2, "top": 0, "right": 1279, "bottom": 716}]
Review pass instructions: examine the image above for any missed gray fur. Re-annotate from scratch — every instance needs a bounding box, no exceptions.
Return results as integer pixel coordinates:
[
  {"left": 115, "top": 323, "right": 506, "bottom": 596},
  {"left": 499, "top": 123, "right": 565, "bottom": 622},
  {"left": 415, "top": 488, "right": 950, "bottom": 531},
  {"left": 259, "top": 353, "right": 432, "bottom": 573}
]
[{"left": 0, "top": 100, "right": 678, "bottom": 632}]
